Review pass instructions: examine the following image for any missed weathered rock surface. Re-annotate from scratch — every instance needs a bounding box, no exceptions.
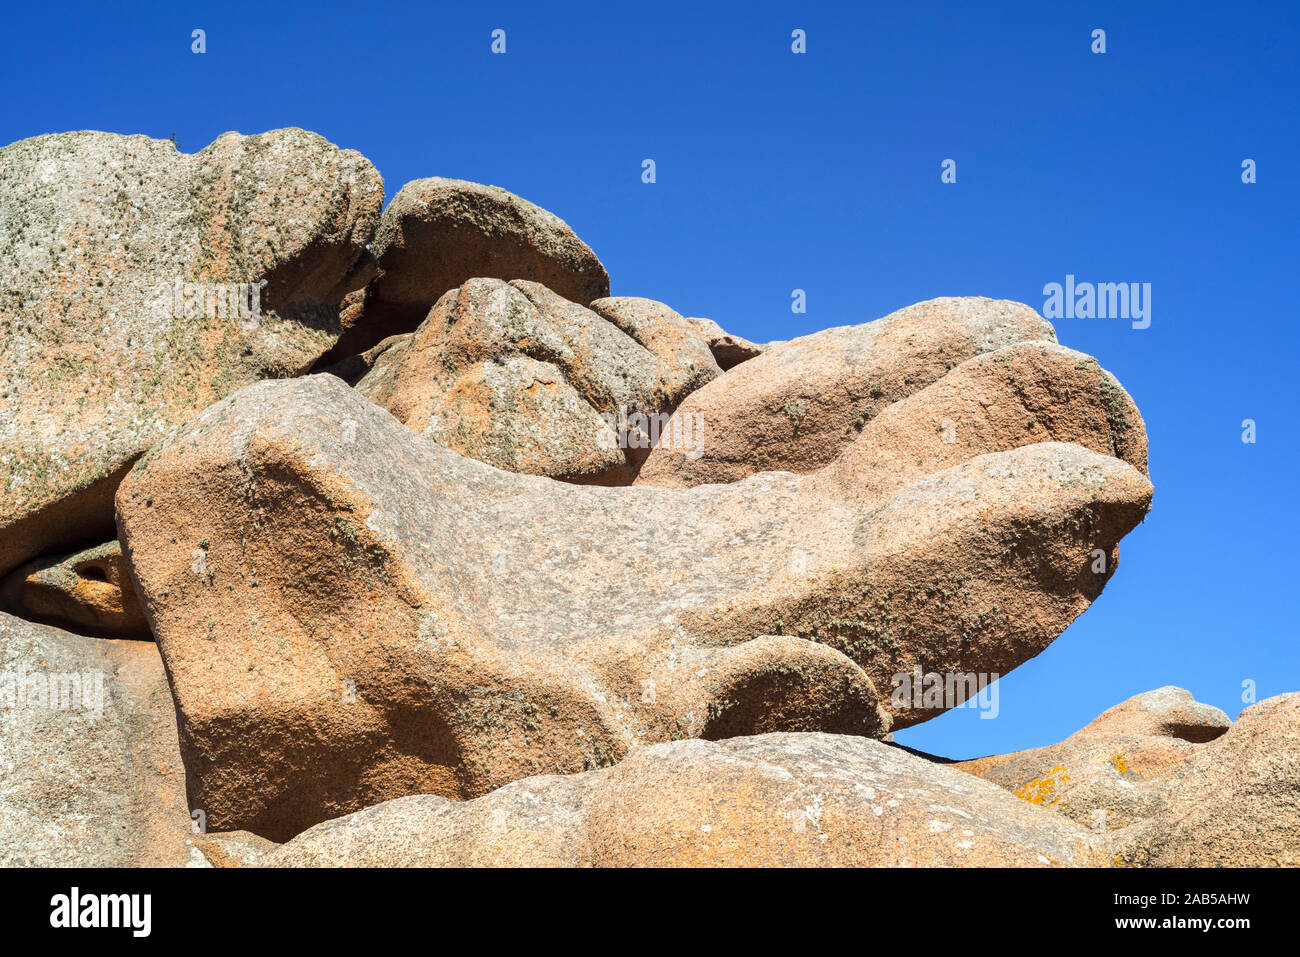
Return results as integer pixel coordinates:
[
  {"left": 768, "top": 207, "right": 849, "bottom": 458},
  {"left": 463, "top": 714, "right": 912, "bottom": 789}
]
[
  {"left": 0, "top": 612, "right": 192, "bottom": 865},
  {"left": 775, "top": 339, "right": 1149, "bottom": 727},
  {"left": 117, "top": 369, "right": 1151, "bottom": 838},
  {"left": 0, "top": 128, "right": 383, "bottom": 577},
  {"left": 1068, "top": 685, "right": 1231, "bottom": 742},
  {"left": 635, "top": 297, "right": 1059, "bottom": 488},
  {"left": 184, "top": 830, "right": 279, "bottom": 868},
  {"left": 806, "top": 340, "right": 1147, "bottom": 501},
  {"left": 319, "top": 332, "right": 411, "bottom": 387},
  {"left": 326, "top": 177, "right": 609, "bottom": 360},
  {"left": 258, "top": 733, "right": 1102, "bottom": 866},
  {"left": 958, "top": 687, "right": 1229, "bottom": 832},
  {"left": 355, "top": 279, "right": 720, "bottom": 482},
  {"left": 11, "top": 126, "right": 1290, "bottom": 872},
  {"left": 683, "top": 315, "right": 765, "bottom": 370},
  {"left": 0, "top": 540, "right": 150, "bottom": 640},
  {"left": 1116, "top": 693, "right": 1300, "bottom": 866},
  {"left": 958, "top": 687, "right": 1300, "bottom": 866}
]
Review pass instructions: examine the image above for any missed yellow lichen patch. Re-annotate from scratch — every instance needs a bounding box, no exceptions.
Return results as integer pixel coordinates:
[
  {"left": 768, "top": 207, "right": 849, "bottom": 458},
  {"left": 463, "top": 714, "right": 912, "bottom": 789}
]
[
  {"left": 1014, "top": 765, "right": 1071, "bottom": 807},
  {"left": 1108, "top": 753, "right": 1130, "bottom": 774}
]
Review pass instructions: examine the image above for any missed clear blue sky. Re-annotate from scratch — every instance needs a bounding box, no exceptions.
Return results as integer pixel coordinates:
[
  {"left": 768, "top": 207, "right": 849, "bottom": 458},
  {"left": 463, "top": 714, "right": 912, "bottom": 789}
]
[{"left": 3, "top": 1, "right": 1296, "bottom": 759}]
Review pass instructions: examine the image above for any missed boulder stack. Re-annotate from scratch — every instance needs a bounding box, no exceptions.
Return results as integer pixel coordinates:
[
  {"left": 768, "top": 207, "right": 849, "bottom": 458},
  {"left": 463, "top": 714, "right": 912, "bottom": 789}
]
[{"left": 13, "top": 127, "right": 1285, "bottom": 871}]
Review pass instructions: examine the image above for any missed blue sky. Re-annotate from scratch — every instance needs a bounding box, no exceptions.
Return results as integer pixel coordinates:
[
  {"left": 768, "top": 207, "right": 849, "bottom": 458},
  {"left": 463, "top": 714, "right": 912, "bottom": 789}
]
[{"left": 2, "top": 1, "right": 1296, "bottom": 759}]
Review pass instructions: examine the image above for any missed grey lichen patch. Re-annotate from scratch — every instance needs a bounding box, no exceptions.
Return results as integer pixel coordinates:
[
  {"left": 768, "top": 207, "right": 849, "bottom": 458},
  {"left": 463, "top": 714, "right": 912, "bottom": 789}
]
[
  {"left": 328, "top": 513, "right": 392, "bottom": 585},
  {"left": 582, "top": 737, "right": 620, "bottom": 771},
  {"left": 1097, "top": 371, "right": 1132, "bottom": 456}
]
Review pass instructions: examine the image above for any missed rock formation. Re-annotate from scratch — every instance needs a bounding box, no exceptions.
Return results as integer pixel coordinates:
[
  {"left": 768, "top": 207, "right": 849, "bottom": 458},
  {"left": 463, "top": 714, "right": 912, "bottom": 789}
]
[
  {"left": 353, "top": 279, "right": 720, "bottom": 482},
  {"left": 958, "top": 687, "right": 1229, "bottom": 832},
  {"left": 1114, "top": 692, "right": 1299, "bottom": 866},
  {"left": 324, "top": 177, "right": 609, "bottom": 360},
  {"left": 116, "top": 363, "right": 1150, "bottom": 837},
  {"left": 682, "top": 315, "right": 766, "bottom": 370},
  {"left": 0, "top": 612, "right": 192, "bottom": 865},
  {"left": 635, "top": 297, "right": 1062, "bottom": 488},
  {"left": 960, "top": 687, "right": 1298, "bottom": 867},
  {"left": 258, "top": 733, "right": 1103, "bottom": 867},
  {"left": 0, "top": 128, "right": 383, "bottom": 579},
  {"left": 0, "top": 540, "right": 150, "bottom": 640},
  {"left": 7, "top": 125, "right": 1286, "bottom": 871}
]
